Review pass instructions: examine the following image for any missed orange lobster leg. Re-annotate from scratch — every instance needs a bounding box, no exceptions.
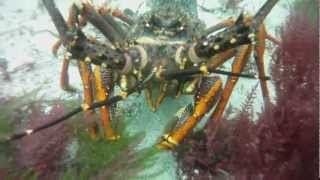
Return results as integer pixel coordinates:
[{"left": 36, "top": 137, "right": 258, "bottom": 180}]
[
  {"left": 210, "top": 45, "right": 252, "bottom": 124},
  {"left": 57, "top": 4, "right": 84, "bottom": 92},
  {"left": 60, "top": 54, "right": 76, "bottom": 92},
  {"left": 94, "top": 66, "right": 118, "bottom": 140},
  {"left": 157, "top": 78, "right": 223, "bottom": 149},
  {"left": 255, "top": 25, "right": 271, "bottom": 104},
  {"left": 78, "top": 61, "right": 98, "bottom": 139},
  {"left": 52, "top": 39, "right": 62, "bottom": 56}
]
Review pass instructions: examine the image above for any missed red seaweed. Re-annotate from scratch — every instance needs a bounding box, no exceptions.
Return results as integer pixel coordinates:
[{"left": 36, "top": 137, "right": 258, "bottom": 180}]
[{"left": 15, "top": 103, "right": 70, "bottom": 179}]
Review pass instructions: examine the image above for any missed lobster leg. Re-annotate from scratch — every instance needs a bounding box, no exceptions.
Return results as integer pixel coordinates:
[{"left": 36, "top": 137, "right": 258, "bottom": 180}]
[
  {"left": 155, "top": 81, "right": 169, "bottom": 111},
  {"left": 97, "top": 7, "right": 126, "bottom": 39},
  {"left": 94, "top": 66, "right": 118, "bottom": 140},
  {"left": 157, "top": 76, "right": 223, "bottom": 149},
  {"left": 52, "top": 39, "right": 62, "bottom": 56},
  {"left": 255, "top": 25, "right": 271, "bottom": 104},
  {"left": 208, "top": 45, "right": 252, "bottom": 130},
  {"left": 145, "top": 83, "right": 155, "bottom": 112},
  {"left": 78, "top": 61, "right": 98, "bottom": 139},
  {"left": 98, "top": 6, "right": 135, "bottom": 26},
  {"left": 60, "top": 54, "right": 76, "bottom": 92},
  {"left": 57, "top": 5, "right": 81, "bottom": 92}
]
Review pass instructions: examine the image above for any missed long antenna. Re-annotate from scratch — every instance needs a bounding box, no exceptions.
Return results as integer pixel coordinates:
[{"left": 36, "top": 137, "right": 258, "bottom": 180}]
[
  {"left": 2, "top": 97, "right": 121, "bottom": 142},
  {"left": 1, "top": 72, "right": 155, "bottom": 142},
  {"left": 162, "top": 68, "right": 270, "bottom": 80}
]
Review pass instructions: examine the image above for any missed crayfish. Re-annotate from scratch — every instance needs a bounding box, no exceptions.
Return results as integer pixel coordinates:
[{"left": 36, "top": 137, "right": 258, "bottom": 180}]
[{"left": 4, "top": 0, "right": 281, "bottom": 150}]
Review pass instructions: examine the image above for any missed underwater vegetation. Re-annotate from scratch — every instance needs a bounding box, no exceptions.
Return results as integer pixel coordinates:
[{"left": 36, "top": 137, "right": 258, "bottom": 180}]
[
  {"left": 176, "top": 0, "right": 318, "bottom": 179},
  {"left": 0, "top": 95, "right": 160, "bottom": 179},
  {"left": 14, "top": 102, "right": 70, "bottom": 180}
]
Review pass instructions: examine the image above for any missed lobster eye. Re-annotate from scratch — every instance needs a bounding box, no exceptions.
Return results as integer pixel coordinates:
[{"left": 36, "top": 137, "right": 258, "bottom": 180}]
[{"left": 179, "top": 26, "right": 184, "bottom": 31}]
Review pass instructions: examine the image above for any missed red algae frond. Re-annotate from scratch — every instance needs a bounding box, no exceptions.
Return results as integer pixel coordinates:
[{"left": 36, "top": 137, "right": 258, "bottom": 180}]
[{"left": 15, "top": 103, "right": 70, "bottom": 179}]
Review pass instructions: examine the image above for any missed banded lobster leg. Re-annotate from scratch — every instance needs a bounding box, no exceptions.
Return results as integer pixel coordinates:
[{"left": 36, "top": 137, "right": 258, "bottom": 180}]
[
  {"left": 157, "top": 76, "right": 223, "bottom": 149},
  {"left": 93, "top": 66, "right": 119, "bottom": 140}
]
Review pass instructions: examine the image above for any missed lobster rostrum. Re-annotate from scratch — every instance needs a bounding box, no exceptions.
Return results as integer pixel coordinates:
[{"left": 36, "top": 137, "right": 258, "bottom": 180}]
[{"left": 3, "top": 0, "right": 281, "bottom": 150}]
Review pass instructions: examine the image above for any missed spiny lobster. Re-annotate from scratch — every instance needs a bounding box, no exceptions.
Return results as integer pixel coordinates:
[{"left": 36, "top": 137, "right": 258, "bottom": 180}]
[{"left": 3, "top": 0, "right": 281, "bottom": 150}]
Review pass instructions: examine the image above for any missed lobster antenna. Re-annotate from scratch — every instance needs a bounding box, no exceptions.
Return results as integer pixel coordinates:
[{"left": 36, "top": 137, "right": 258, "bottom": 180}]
[
  {"left": 1, "top": 72, "right": 155, "bottom": 143},
  {"left": 1, "top": 97, "right": 120, "bottom": 142},
  {"left": 162, "top": 68, "right": 270, "bottom": 80}
]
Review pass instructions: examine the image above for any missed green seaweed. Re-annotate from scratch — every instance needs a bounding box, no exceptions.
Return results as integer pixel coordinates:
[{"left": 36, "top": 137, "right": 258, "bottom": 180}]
[
  {"left": 0, "top": 92, "right": 164, "bottom": 179},
  {"left": 62, "top": 127, "right": 162, "bottom": 180},
  {"left": 0, "top": 98, "right": 22, "bottom": 169}
]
